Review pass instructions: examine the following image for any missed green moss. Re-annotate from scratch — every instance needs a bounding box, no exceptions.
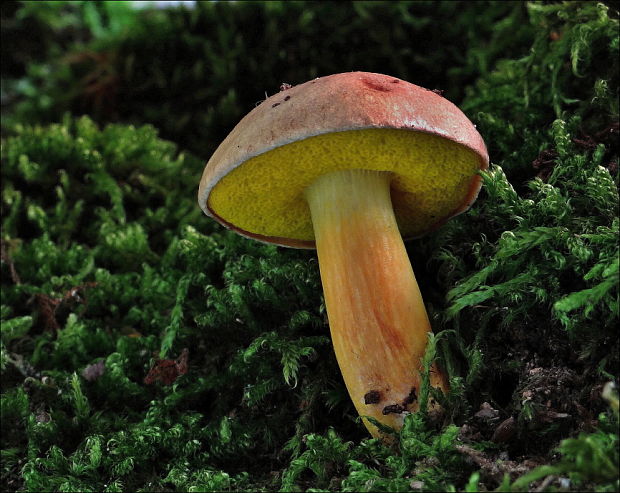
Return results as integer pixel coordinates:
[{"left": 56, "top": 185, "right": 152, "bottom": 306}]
[{"left": 1, "top": 1, "right": 619, "bottom": 492}]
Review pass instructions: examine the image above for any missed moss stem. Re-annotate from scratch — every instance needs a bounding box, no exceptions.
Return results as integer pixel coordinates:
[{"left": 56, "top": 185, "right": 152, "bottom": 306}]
[{"left": 305, "top": 168, "right": 447, "bottom": 436}]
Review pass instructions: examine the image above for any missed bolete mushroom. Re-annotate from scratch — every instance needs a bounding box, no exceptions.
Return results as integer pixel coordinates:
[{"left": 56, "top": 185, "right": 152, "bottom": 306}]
[{"left": 198, "top": 72, "right": 488, "bottom": 437}]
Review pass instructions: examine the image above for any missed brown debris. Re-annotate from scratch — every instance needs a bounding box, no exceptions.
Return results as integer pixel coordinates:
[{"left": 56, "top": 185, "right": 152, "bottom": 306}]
[
  {"left": 549, "top": 30, "right": 562, "bottom": 41},
  {"left": 572, "top": 121, "right": 619, "bottom": 150},
  {"left": 63, "top": 50, "right": 120, "bottom": 116},
  {"left": 474, "top": 402, "right": 500, "bottom": 421},
  {"left": 144, "top": 348, "right": 189, "bottom": 385},
  {"left": 34, "top": 282, "right": 98, "bottom": 332},
  {"left": 35, "top": 294, "right": 62, "bottom": 332},
  {"left": 1, "top": 239, "right": 96, "bottom": 333},
  {"left": 532, "top": 149, "right": 558, "bottom": 181},
  {"left": 532, "top": 121, "right": 619, "bottom": 182},
  {"left": 491, "top": 416, "right": 517, "bottom": 443},
  {"left": 607, "top": 160, "right": 618, "bottom": 174},
  {"left": 455, "top": 444, "right": 532, "bottom": 483},
  {"left": 519, "top": 366, "right": 581, "bottom": 429},
  {"left": 458, "top": 423, "right": 482, "bottom": 442},
  {"left": 1, "top": 239, "right": 21, "bottom": 284}
]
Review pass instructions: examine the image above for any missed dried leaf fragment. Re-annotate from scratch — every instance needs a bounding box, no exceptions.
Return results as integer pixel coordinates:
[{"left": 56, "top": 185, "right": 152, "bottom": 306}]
[{"left": 144, "top": 348, "right": 189, "bottom": 385}]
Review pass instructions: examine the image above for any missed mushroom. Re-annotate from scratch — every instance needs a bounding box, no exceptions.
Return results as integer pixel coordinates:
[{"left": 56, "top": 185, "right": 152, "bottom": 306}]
[{"left": 198, "top": 72, "right": 488, "bottom": 437}]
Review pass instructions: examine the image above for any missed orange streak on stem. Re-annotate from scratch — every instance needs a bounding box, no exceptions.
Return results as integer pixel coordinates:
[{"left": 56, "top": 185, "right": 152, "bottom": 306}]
[{"left": 306, "top": 169, "right": 447, "bottom": 437}]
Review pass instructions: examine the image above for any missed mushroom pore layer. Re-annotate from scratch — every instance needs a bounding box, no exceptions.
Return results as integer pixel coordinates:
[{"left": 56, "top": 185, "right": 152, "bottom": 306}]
[{"left": 207, "top": 128, "right": 481, "bottom": 244}]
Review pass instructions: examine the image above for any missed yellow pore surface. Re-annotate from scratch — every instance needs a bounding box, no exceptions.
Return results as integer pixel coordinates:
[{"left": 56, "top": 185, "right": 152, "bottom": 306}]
[{"left": 207, "top": 128, "right": 481, "bottom": 242}]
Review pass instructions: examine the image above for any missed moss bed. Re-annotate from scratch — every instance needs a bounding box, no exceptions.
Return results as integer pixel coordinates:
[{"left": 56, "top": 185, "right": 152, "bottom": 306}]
[{"left": 1, "top": 1, "right": 618, "bottom": 491}]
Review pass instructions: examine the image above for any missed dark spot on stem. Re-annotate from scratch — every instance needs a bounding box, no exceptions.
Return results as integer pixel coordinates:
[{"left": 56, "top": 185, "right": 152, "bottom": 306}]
[
  {"left": 403, "top": 387, "right": 417, "bottom": 406},
  {"left": 364, "top": 390, "right": 382, "bottom": 404},
  {"left": 272, "top": 102, "right": 280, "bottom": 108},
  {"left": 382, "top": 404, "right": 404, "bottom": 415}
]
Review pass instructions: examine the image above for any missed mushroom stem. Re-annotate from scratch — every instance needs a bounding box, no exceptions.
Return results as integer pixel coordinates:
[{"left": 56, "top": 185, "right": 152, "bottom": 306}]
[{"left": 305, "top": 169, "right": 447, "bottom": 437}]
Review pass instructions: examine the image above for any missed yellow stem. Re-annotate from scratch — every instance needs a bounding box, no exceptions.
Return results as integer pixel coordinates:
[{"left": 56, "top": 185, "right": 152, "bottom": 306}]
[{"left": 305, "top": 169, "right": 447, "bottom": 437}]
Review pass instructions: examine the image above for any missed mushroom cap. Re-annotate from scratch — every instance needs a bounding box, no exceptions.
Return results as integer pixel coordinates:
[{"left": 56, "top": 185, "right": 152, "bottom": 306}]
[{"left": 198, "top": 71, "right": 489, "bottom": 248}]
